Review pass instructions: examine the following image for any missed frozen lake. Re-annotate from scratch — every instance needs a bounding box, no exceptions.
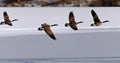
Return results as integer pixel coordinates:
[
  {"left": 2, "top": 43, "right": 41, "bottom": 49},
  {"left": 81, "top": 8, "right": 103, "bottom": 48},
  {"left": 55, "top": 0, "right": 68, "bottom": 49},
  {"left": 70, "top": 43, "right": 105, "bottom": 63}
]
[{"left": 0, "top": 7, "right": 119, "bottom": 63}]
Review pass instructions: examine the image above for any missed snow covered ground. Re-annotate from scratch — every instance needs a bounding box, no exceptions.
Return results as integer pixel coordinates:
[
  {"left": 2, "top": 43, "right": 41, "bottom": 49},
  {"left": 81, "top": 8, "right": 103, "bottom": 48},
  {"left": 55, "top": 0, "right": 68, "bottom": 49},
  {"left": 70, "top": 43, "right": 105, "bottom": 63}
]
[{"left": 0, "top": 7, "right": 120, "bottom": 63}]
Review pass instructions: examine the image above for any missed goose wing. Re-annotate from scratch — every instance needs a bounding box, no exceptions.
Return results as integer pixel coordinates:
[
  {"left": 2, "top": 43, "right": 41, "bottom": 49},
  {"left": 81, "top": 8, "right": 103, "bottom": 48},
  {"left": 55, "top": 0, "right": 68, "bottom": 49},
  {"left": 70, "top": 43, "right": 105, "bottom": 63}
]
[
  {"left": 44, "top": 27, "right": 56, "bottom": 40},
  {"left": 3, "top": 11, "right": 10, "bottom": 21},
  {"left": 91, "top": 10, "right": 101, "bottom": 24}
]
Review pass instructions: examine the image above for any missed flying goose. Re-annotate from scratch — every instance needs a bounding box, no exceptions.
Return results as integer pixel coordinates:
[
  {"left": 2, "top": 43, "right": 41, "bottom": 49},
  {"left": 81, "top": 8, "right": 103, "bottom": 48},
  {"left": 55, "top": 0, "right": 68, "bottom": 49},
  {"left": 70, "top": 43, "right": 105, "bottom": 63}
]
[
  {"left": 91, "top": 9, "right": 109, "bottom": 26},
  {"left": 38, "top": 23, "right": 58, "bottom": 40},
  {"left": 0, "top": 11, "right": 18, "bottom": 26},
  {"left": 65, "top": 11, "right": 83, "bottom": 30}
]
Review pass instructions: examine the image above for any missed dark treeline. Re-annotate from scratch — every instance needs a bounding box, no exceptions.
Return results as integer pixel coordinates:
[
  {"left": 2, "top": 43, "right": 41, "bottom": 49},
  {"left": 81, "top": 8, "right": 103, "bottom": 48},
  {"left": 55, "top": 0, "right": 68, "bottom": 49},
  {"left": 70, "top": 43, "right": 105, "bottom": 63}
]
[{"left": 0, "top": 0, "right": 120, "bottom": 7}]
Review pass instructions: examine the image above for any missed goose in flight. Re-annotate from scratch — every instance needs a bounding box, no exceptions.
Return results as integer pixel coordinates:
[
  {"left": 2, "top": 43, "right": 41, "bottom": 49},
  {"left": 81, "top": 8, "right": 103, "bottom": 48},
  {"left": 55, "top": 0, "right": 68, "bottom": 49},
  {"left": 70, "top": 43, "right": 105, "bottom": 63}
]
[
  {"left": 38, "top": 23, "right": 58, "bottom": 40},
  {"left": 0, "top": 11, "right": 18, "bottom": 26},
  {"left": 91, "top": 9, "right": 109, "bottom": 26},
  {"left": 65, "top": 11, "right": 83, "bottom": 30}
]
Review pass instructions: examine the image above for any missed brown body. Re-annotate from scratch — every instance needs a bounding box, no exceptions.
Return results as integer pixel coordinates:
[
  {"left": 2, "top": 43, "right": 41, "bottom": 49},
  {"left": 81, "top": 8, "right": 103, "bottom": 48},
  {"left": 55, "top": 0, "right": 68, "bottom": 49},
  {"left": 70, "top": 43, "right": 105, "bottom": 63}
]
[
  {"left": 91, "top": 10, "right": 102, "bottom": 26},
  {"left": 41, "top": 23, "right": 56, "bottom": 40},
  {"left": 69, "top": 11, "right": 78, "bottom": 30},
  {"left": 3, "top": 11, "right": 12, "bottom": 26}
]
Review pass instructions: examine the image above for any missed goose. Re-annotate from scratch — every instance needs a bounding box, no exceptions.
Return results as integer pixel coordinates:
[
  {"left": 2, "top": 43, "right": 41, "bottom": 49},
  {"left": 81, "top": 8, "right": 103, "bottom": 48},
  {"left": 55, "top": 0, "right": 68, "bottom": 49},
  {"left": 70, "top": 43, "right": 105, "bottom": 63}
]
[
  {"left": 65, "top": 11, "right": 83, "bottom": 30},
  {"left": 91, "top": 9, "right": 109, "bottom": 26},
  {"left": 38, "top": 23, "right": 58, "bottom": 40},
  {"left": 0, "top": 11, "right": 18, "bottom": 26}
]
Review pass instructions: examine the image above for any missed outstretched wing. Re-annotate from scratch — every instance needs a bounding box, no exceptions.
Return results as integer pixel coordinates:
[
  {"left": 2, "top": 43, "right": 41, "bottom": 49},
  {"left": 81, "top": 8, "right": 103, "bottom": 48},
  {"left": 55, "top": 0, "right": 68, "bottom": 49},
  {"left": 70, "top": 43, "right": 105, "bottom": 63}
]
[
  {"left": 44, "top": 28, "right": 56, "bottom": 40},
  {"left": 69, "top": 11, "right": 75, "bottom": 22},
  {"left": 68, "top": 11, "right": 78, "bottom": 30},
  {"left": 48, "top": 33, "right": 56, "bottom": 40},
  {"left": 3, "top": 11, "right": 10, "bottom": 21},
  {"left": 91, "top": 10, "right": 101, "bottom": 24},
  {"left": 51, "top": 24, "right": 58, "bottom": 27}
]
